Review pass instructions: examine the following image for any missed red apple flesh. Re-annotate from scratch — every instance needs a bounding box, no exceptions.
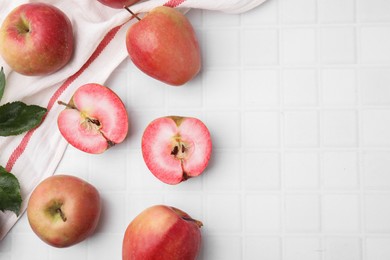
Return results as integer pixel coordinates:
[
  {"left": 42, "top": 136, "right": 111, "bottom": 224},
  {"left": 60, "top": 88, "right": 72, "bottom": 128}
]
[
  {"left": 123, "top": 205, "right": 202, "bottom": 260},
  {"left": 27, "top": 175, "right": 101, "bottom": 248},
  {"left": 97, "top": 0, "right": 141, "bottom": 9},
  {"left": 126, "top": 6, "right": 201, "bottom": 86},
  {"left": 141, "top": 116, "right": 212, "bottom": 184},
  {"left": 57, "top": 83, "right": 129, "bottom": 154},
  {"left": 0, "top": 3, "right": 74, "bottom": 76}
]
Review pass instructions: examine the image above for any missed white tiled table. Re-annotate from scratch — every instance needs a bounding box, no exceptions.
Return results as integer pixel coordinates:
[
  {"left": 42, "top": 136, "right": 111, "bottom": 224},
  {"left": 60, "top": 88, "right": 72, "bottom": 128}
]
[{"left": 2, "top": 0, "right": 390, "bottom": 259}]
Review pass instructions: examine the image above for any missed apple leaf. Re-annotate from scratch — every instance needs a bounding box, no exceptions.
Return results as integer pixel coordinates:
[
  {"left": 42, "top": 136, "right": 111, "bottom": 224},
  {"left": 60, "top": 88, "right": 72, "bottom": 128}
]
[
  {"left": 0, "top": 101, "right": 47, "bottom": 136},
  {"left": 0, "top": 166, "right": 22, "bottom": 216},
  {"left": 0, "top": 67, "right": 5, "bottom": 102}
]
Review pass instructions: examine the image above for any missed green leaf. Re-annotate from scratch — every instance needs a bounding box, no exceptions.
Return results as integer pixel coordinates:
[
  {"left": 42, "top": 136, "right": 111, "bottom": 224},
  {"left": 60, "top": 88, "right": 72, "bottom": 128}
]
[
  {"left": 0, "top": 101, "right": 47, "bottom": 136},
  {"left": 0, "top": 67, "right": 5, "bottom": 102},
  {"left": 0, "top": 166, "right": 22, "bottom": 216}
]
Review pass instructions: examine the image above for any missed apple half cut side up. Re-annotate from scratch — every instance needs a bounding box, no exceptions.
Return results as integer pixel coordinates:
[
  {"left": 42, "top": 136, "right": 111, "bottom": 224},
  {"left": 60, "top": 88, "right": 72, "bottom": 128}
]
[
  {"left": 57, "top": 84, "right": 128, "bottom": 154},
  {"left": 142, "top": 116, "right": 212, "bottom": 185}
]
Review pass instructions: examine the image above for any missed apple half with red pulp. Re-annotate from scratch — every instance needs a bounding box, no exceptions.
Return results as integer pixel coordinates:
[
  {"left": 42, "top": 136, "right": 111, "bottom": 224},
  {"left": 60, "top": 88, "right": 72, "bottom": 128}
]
[
  {"left": 57, "top": 83, "right": 128, "bottom": 154},
  {"left": 141, "top": 116, "right": 212, "bottom": 184}
]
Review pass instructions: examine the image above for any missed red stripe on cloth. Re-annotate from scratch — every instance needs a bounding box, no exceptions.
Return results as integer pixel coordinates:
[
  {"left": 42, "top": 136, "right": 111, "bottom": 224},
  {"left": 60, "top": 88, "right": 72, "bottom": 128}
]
[
  {"left": 164, "top": 0, "right": 186, "bottom": 8},
  {"left": 5, "top": 24, "right": 123, "bottom": 172}
]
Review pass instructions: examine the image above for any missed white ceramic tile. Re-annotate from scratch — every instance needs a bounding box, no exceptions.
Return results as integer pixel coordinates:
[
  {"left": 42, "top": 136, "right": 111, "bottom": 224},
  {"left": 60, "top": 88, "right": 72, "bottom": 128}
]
[
  {"left": 318, "top": 0, "right": 355, "bottom": 23},
  {"left": 281, "top": 0, "right": 317, "bottom": 24},
  {"left": 281, "top": 28, "right": 317, "bottom": 64},
  {"left": 321, "top": 69, "right": 357, "bottom": 106},
  {"left": 204, "top": 29, "right": 240, "bottom": 68},
  {"left": 364, "top": 194, "right": 390, "bottom": 232},
  {"left": 96, "top": 192, "right": 126, "bottom": 233},
  {"left": 360, "top": 26, "right": 390, "bottom": 63},
  {"left": 322, "top": 151, "right": 359, "bottom": 189},
  {"left": 324, "top": 237, "right": 361, "bottom": 260},
  {"left": 245, "top": 194, "right": 281, "bottom": 232},
  {"left": 245, "top": 236, "right": 281, "bottom": 260},
  {"left": 203, "top": 10, "right": 240, "bottom": 27},
  {"left": 284, "top": 237, "right": 321, "bottom": 260},
  {"left": 204, "top": 111, "right": 241, "bottom": 148},
  {"left": 242, "top": 28, "right": 279, "bottom": 66},
  {"left": 242, "top": 69, "right": 280, "bottom": 107},
  {"left": 284, "top": 111, "right": 319, "bottom": 147},
  {"left": 363, "top": 151, "right": 390, "bottom": 189},
  {"left": 358, "top": 0, "right": 390, "bottom": 22},
  {"left": 204, "top": 194, "right": 241, "bottom": 233},
  {"left": 203, "top": 69, "right": 240, "bottom": 108},
  {"left": 366, "top": 237, "right": 390, "bottom": 260},
  {"left": 360, "top": 68, "right": 390, "bottom": 106},
  {"left": 282, "top": 69, "right": 318, "bottom": 106},
  {"left": 243, "top": 152, "right": 280, "bottom": 190},
  {"left": 322, "top": 194, "right": 360, "bottom": 232},
  {"left": 243, "top": 111, "right": 280, "bottom": 148},
  {"left": 204, "top": 151, "right": 241, "bottom": 191},
  {"left": 361, "top": 110, "right": 390, "bottom": 147},
  {"left": 284, "top": 152, "right": 319, "bottom": 189},
  {"left": 320, "top": 27, "right": 356, "bottom": 64},
  {"left": 202, "top": 236, "right": 242, "bottom": 260},
  {"left": 284, "top": 194, "right": 320, "bottom": 232},
  {"left": 321, "top": 110, "right": 357, "bottom": 147}
]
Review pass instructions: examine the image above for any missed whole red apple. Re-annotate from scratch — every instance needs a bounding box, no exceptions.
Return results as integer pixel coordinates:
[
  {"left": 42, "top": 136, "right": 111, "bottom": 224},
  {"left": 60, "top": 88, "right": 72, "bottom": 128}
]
[
  {"left": 27, "top": 175, "right": 101, "bottom": 248},
  {"left": 123, "top": 205, "right": 202, "bottom": 260},
  {"left": 0, "top": 3, "right": 74, "bottom": 76},
  {"left": 97, "top": 0, "right": 141, "bottom": 9},
  {"left": 126, "top": 6, "right": 201, "bottom": 86}
]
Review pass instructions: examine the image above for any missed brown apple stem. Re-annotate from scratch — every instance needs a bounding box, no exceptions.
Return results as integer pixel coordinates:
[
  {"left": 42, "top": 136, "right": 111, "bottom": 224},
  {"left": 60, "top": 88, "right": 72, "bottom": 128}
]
[
  {"left": 124, "top": 6, "right": 141, "bottom": 21},
  {"left": 57, "top": 100, "right": 77, "bottom": 110},
  {"left": 182, "top": 217, "right": 203, "bottom": 228},
  {"left": 57, "top": 208, "right": 67, "bottom": 222}
]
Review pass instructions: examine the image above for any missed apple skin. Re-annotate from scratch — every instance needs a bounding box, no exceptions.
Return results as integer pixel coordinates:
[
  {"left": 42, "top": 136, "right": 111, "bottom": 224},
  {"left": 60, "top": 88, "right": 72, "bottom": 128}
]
[
  {"left": 142, "top": 116, "right": 212, "bottom": 185},
  {"left": 57, "top": 83, "right": 129, "bottom": 154},
  {"left": 97, "top": 0, "right": 141, "bottom": 9},
  {"left": 126, "top": 6, "right": 201, "bottom": 86},
  {"left": 27, "top": 175, "right": 101, "bottom": 248},
  {"left": 123, "top": 205, "right": 202, "bottom": 260},
  {"left": 0, "top": 3, "right": 74, "bottom": 76}
]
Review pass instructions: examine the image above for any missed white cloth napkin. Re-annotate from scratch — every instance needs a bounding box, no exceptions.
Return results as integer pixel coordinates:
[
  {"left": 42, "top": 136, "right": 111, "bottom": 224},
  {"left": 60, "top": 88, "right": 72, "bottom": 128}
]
[{"left": 0, "top": 0, "right": 267, "bottom": 240}]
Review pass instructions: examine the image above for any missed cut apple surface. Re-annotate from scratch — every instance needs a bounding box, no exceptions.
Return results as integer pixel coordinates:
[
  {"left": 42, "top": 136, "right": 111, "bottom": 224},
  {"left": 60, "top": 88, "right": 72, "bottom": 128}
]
[
  {"left": 142, "top": 116, "right": 212, "bottom": 184},
  {"left": 57, "top": 83, "right": 128, "bottom": 154}
]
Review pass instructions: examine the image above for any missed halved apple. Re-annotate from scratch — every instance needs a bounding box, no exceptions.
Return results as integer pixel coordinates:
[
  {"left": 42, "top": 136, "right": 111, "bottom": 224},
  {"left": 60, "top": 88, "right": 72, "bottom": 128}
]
[
  {"left": 141, "top": 116, "right": 212, "bottom": 184},
  {"left": 57, "top": 83, "right": 128, "bottom": 154}
]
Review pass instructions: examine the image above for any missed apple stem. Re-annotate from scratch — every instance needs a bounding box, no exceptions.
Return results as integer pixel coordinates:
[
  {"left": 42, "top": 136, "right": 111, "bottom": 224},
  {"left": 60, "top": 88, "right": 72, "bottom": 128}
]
[
  {"left": 57, "top": 208, "right": 67, "bottom": 222},
  {"left": 124, "top": 6, "right": 141, "bottom": 21},
  {"left": 182, "top": 217, "right": 203, "bottom": 228},
  {"left": 57, "top": 100, "right": 77, "bottom": 110}
]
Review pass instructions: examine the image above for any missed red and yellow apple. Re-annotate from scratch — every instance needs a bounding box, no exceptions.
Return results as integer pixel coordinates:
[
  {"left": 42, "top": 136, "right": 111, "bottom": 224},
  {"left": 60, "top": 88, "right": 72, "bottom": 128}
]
[
  {"left": 141, "top": 116, "right": 212, "bottom": 184},
  {"left": 126, "top": 6, "right": 201, "bottom": 86},
  {"left": 97, "top": 0, "right": 141, "bottom": 9},
  {"left": 0, "top": 3, "right": 74, "bottom": 76},
  {"left": 27, "top": 175, "right": 101, "bottom": 248},
  {"left": 57, "top": 83, "right": 129, "bottom": 154},
  {"left": 123, "top": 205, "right": 203, "bottom": 260}
]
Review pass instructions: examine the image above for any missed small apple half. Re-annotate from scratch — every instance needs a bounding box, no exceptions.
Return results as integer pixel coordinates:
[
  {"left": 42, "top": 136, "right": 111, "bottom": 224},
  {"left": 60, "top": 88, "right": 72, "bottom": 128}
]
[
  {"left": 141, "top": 116, "right": 212, "bottom": 184},
  {"left": 57, "top": 83, "right": 128, "bottom": 154}
]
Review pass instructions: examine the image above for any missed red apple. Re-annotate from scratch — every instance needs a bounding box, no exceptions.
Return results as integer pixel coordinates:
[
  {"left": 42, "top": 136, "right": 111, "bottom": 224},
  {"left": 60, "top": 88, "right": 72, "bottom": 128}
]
[
  {"left": 0, "top": 3, "right": 74, "bottom": 76},
  {"left": 123, "top": 205, "right": 202, "bottom": 260},
  {"left": 27, "top": 175, "right": 101, "bottom": 248},
  {"left": 141, "top": 116, "right": 212, "bottom": 184},
  {"left": 57, "top": 83, "right": 129, "bottom": 154},
  {"left": 97, "top": 0, "right": 141, "bottom": 9},
  {"left": 126, "top": 6, "right": 201, "bottom": 86}
]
